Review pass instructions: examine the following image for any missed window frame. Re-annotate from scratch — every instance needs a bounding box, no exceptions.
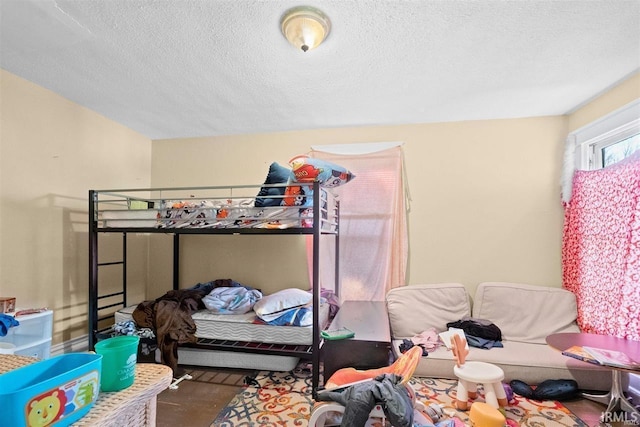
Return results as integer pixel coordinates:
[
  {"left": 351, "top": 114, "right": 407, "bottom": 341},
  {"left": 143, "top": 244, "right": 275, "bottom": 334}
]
[{"left": 572, "top": 99, "right": 640, "bottom": 171}]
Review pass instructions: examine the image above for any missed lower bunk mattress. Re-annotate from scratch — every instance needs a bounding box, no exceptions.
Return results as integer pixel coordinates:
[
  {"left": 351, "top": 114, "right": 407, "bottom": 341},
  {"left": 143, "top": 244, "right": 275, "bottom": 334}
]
[{"left": 115, "top": 303, "right": 330, "bottom": 371}]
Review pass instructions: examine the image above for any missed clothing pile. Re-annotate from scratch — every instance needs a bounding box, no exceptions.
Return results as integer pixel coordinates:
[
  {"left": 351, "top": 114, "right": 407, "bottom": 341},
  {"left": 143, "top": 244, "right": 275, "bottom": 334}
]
[
  {"left": 132, "top": 278, "right": 241, "bottom": 374},
  {"left": 399, "top": 327, "right": 440, "bottom": 355},
  {"left": 446, "top": 317, "right": 503, "bottom": 349},
  {"left": 0, "top": 314, "right": 19, "bottom": 337},
  {"left": 316, "top": 373, "right": 414, "bottom": 427}
]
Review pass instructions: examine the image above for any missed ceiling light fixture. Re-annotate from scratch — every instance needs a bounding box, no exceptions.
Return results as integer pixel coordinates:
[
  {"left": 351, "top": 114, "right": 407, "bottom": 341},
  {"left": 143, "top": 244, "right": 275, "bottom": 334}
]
[{"left": 280, "top": 6, "right": 331, "bottom": 52}]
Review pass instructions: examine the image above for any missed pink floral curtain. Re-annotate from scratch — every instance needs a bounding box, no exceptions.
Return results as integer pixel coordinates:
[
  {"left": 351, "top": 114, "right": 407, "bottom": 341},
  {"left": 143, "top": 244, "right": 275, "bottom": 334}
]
[{"left": 562, "top": 152, "right": 640, "bottom": 340}]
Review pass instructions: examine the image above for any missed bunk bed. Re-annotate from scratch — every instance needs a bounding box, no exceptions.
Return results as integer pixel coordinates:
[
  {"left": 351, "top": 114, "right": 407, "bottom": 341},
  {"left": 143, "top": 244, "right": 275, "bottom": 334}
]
[{"left": 88, "top": 181, "right": 340, "bottom": 396}]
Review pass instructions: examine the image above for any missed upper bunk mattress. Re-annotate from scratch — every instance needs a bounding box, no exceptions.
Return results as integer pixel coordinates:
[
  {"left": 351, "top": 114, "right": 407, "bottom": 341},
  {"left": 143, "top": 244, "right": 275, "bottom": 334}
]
[{"left": 116, "top": 301, "right": 330, "bottom": 346}]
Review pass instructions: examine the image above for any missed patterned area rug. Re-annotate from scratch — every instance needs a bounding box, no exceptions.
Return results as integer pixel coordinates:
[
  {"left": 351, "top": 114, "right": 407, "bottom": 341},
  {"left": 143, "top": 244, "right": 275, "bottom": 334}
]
[
  {"left": 411, "top": 377, "right": 587, "bottom": 427},
  {"left": 210, "top": 364, "right": 587, "bottom": 426}
]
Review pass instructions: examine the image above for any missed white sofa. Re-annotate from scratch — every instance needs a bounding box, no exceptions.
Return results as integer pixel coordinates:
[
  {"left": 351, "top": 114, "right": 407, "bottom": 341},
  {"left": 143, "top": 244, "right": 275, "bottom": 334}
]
[{"left": 386, "top": 282, "right": 613, "bottom": 391}]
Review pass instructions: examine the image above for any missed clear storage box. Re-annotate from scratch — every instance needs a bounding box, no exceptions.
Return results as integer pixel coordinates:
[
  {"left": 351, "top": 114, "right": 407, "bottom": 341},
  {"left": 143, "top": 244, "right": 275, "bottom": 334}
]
[
  {"left": 14, "top": 339, "right": 52, "bottom": 359},
  {"left": 0, "top": 310, "right": 53, "bottom": 358}
]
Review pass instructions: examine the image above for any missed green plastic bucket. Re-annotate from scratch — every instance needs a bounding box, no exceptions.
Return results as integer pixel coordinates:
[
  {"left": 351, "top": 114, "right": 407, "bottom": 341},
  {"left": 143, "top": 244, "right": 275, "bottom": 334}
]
[{"left": 94, "top": 335, "right": 140, "bottom": 392}]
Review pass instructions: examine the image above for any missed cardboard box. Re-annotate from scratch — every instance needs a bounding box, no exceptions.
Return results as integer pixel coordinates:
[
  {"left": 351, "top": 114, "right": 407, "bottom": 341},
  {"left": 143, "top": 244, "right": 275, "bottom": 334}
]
[{"left": 0, "top": 297, "right": 16, "bottom": 314}]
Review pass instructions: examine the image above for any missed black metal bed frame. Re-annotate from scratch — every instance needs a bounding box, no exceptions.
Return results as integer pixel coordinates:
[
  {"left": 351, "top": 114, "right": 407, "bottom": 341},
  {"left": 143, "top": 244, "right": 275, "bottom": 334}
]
[{"left": 88, "top": 182, "right": 339, "bottom": 396}]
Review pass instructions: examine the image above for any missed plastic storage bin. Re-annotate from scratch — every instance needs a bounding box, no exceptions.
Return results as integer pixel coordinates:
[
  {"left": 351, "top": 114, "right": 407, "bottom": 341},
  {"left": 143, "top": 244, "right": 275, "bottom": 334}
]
[
  {"left": 14, "top": 339, "right": 52, "bottom": 359},
  {"left": 0, "top": 353, "right": 102, "bottom": 427},
  {"left": 97, "top": 329, "right": 158, "bottom": 363},
  {"left": 0, "top": 310, "right": 53, "bottom": 359},
  {"left": 94, "top": 335, "right": 139, "bottom": 391}
]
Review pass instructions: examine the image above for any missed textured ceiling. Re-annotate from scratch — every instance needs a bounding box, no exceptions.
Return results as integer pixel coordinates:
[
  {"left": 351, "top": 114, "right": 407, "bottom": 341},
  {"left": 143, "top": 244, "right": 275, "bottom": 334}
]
[{"left": 1, "top": 0, "right": 639, "bottom": 140}]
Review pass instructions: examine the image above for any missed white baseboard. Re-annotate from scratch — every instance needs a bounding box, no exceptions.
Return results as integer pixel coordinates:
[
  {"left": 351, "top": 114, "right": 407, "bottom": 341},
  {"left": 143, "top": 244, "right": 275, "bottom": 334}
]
[{"left": 51, "top": 334, "right": 88, "bottom": 356}]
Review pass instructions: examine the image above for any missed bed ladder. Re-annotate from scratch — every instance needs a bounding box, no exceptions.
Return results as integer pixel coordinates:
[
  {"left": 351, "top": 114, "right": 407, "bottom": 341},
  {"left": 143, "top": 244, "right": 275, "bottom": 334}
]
[
  {"left": 88, "top": 231, "right": 179, "bottom": 350},
  {"left": 88, "top": 228, "right": 127, "bottom": 350}
]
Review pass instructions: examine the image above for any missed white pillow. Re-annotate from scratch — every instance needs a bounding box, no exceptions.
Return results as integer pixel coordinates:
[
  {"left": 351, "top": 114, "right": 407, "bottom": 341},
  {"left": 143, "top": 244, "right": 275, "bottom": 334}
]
[{"left": 253, "top": 288, "right": 312, "bottom": 319}]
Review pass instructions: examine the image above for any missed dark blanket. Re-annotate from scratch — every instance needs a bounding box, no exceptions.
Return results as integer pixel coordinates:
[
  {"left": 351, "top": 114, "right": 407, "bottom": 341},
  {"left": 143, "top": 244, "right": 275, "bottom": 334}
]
[
  {"left": 133, "top": 289, "right": 203, "bottom": 375},
  {"left": 132, "top": 279, "right": 249, "bottom": 375},
  {"left": 446, "top": 317, "right": 502, "bottom": 342}
]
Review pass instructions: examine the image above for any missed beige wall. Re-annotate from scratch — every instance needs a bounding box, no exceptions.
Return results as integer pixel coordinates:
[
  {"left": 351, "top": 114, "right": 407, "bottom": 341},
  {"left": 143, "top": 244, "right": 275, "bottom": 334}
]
[
  {"left": 2, "top": 67, "right": 637, "bottom": 346},
  {"left": 150, "top": 72, "right": 639, "bottom": 299},
  {"left": 151, "top": 116, "right": 568, "bottom": 298},
  {"left": 0, "top": 70, "right": 152, "bottom": 345}
]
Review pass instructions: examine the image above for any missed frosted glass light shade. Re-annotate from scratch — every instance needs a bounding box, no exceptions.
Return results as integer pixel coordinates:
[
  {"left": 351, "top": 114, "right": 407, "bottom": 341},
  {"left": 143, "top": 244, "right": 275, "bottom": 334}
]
[{"left": 281, "top": 6, "right": 331, "bottom": 52}]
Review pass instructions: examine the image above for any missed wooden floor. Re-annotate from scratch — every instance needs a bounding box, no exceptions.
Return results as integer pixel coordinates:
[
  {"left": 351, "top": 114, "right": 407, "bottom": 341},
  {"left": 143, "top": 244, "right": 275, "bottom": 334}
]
[
  {"left": 157, "top": 365, "right": 250, "bottom": 427},
  {"left": 155, "top": 364, "right": 613, "bottom": 427}
]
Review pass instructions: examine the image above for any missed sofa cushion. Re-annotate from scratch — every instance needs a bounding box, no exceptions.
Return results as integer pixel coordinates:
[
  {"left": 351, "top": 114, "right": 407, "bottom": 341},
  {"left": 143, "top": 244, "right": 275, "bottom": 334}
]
[
  {"left": 472, "top": 282, "right": 580, "bottom": 344},
  {"left": 391, "top": 339, "right": 611, "bottom": 391},
  {"left": 386, "top": 283, "right": 471, "bottom": 339}
]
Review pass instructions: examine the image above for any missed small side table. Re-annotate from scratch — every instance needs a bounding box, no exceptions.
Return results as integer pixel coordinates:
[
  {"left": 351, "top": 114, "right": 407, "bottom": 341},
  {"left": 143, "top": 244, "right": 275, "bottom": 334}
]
[
  {"left": 546, "top": 332, "right": 640, "bottom": 420},
  {"left": 322, "top": 300, "right": 391, "bottom": 381},
  {"left": 0, "top": 355, "right": 172, "bottom": 427}
]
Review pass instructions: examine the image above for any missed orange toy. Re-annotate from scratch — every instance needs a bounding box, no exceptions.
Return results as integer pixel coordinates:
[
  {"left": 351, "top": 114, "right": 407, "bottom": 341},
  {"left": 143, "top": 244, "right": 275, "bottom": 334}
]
[
  {"left": 469, "top": 402, "right": 506, "bottom": 427},
  {"left": 324, "top": 345, "right": 423, "bottom": 389},
  {"left": 451, "top": 334, "right": 469, "bottom": 367},
  {"left": 309, "top": 345, "right": 425, "bottom": 427}
]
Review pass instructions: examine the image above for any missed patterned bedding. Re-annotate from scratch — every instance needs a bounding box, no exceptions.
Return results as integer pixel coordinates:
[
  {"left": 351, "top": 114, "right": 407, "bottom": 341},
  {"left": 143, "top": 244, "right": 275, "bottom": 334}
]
[
  {"left": 100, "top": 187, "right": 334, "bottom": 230},
  {"left": 156, "top": 198, "right": 306, "bottom": 229}
]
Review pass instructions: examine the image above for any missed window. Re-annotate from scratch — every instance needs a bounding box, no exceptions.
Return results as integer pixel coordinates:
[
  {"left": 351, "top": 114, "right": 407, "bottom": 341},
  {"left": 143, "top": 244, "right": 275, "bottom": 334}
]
[
  {"left": 562, "top": 99, "right": 640, "bottom": 202},
  {"left": 571, "top": 99, "right": 640, "bottom": 171},
  {"left": 599, "top": 133, "right": 640, "bottom": 168}
]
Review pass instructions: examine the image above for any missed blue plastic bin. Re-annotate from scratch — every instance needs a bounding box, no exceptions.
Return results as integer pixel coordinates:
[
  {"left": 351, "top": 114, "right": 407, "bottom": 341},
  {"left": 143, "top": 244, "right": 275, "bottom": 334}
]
[{"left": 0, "top": 353, "right": 102, "bottom": 427}]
